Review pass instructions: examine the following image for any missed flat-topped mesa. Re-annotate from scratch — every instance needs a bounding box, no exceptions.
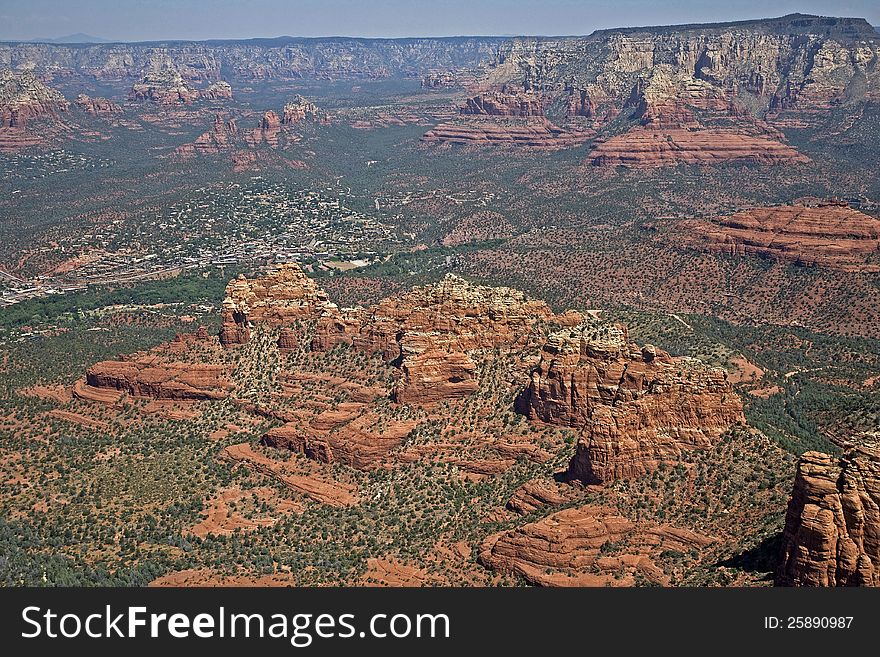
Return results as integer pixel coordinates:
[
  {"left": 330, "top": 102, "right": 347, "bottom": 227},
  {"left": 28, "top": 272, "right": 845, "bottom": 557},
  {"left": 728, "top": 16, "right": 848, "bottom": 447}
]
[
  {"left": 85, "top": 356, "right": 233, "bottom": 401},
  {"left": 219, "top": 264, "right": 337, "bottom": 347},
  {"left": 676, "top": 203, "right": 880, "bottom": 272},
  {"left": 312, "top": 272, "right": 559, "bottom": 361},
  {"left": 776, "top": 440, "right": 880, "bottom": 587},
  {"left": 516, "top": 317, "right": 744, "bottom": 483}
]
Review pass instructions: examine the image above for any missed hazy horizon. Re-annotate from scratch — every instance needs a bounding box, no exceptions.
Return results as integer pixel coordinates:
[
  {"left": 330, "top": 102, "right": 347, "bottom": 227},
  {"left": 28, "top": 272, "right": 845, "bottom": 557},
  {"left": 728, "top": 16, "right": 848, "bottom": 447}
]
[{"left": 1, "top": 0, "right": 878, "bottom": 43}]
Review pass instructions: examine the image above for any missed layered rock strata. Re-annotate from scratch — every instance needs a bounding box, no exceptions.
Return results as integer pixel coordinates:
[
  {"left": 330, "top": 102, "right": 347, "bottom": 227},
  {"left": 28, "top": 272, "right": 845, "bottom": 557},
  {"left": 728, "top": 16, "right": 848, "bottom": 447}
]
[
  {"left": 676, "top": 203, "right": 880, "bottom": 271},
  {"left": 516, "top": 317, "right": 744, "bottom": 483},
  {"left": 776, "top": 440, "right": 879, "bottom": 587}
]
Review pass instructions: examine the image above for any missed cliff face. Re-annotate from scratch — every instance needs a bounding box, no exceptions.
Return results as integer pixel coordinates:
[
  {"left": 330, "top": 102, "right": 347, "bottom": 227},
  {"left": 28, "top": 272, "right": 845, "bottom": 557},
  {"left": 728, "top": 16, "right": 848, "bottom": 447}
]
[
  {"left": 516, "top": 317, "right": 744, "bottom": 483},
  {"left": 485, "top": 14, "right": 877, "bottom": 165},
  {"left": 0, "top": 37, "right": 506, "bottom": 81},
  {"left": 85, "top": 356, "right": 233, "bottom": 401},
  {"left": 776, "top": 441, "right": 880, "bottom": 587}
]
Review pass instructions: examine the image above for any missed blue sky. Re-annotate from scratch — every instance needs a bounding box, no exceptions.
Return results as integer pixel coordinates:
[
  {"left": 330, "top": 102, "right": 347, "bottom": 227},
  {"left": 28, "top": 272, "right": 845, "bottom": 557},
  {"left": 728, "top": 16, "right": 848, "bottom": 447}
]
[{"left": 1, "top": 0, "right": 878, "bottom": 41}]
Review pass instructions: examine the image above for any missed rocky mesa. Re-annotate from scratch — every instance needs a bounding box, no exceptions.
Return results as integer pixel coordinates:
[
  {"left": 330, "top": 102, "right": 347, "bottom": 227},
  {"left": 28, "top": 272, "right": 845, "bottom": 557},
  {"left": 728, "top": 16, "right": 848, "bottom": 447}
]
[{"left": 675, "top": 203, "right": 880, "bottom": 272}]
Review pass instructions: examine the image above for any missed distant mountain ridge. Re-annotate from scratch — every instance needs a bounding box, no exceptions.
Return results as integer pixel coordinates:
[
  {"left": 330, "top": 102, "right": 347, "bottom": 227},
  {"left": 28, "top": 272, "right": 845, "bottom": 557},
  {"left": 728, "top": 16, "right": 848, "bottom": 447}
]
[{"left": 22, "top": 33, "right": 110, "bottom": 44}]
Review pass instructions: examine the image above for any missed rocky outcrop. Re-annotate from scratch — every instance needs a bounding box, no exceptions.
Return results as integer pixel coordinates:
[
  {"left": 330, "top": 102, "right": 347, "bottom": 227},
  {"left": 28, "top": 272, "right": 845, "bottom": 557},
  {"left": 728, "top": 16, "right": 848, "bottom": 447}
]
[
  {"left": 74, "top": 93, "right": 121, "bottom": 116},
  {"left": 277, "top": 328, "right": 298, "bottom": 351},
  {"left": 489, "top": 15, "right": 879, "bottom": 134},
  {"left": 422, "top": 118, "right": 595, "bottom": 149},
  {"left": 219, "top": 264, "right": 335, "bottom": 346},
  {"left": 174, "top": 113, "right": 239, "bottom": 157},
  {"left": 260, "top": 412, "right": 417, "bottom": 470},
  {"left": 128, "top": 69, "right": 198, "bottom": 104},
  {"left": 0, "top": 70, "right": 69, "bottom": 150},
  {"left": 393, "top": 349, "right": 478, "bottom": 405},
  {"left": 312, "top": 272, "right": 557, "bottom": 361},
  {"left": 245, "top": 110, "right": 282, "bottom": 147},
  {"left": 460, "top": 87, "right": 543, "bottom": 117},
  {"left": 281, "top": 96, "right": 319, "bottom": 124},
  {"left": 0, "top": 69, "right": 69, "bottom": 126},
  {"left": 516, "top": 317, "right": 744, "bottom": 483},
  {"left": 202, "top": 81, "right": 233, "bottom": 100},
  {"left": 776, "top": 440, "right": 880, "bottom": 587},
  {"left": 422, "top": 72, "right": 456, "bottom": 88},
  {"left": 480, "top": 504, "right": 715, "bottom": 586},
  {"left": 506, "top": 478, "right": 570, "bottom": 515},
  {"left": 85, "top": 356, "right": 233, "bottom": 400},
  {"left": 676, "top": 203, "right": 880, "bottom": 272}
]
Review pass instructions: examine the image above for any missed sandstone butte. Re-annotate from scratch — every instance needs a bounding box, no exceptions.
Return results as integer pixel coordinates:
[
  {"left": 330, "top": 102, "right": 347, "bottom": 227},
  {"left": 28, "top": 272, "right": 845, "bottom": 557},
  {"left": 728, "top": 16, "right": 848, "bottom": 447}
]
[
  {"left": 85, "top": 264, "right": 744, "bottom": 480},
  {"left": 175, "top": 113, "right": 240, "bottom": 158},
  {"left": 516, "top": 318, "right": 745, "bottom": 484},
  {"left": 676, "top": 203, "right": 880, "bottom": 272},
  {"left": 776, "top": 439, "right": 879, "bottom": 587},
  {"left": 0, "top": 69, "right": 69, "bottom": 151}
]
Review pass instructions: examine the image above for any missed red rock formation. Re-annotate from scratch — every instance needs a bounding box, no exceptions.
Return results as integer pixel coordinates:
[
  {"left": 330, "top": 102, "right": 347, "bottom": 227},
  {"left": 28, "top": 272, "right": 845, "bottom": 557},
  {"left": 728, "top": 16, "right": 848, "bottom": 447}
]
[
  {"left": 261, "top": 412, "right": 417, "bottom": 470},
  {"left": 480, "top": 504, "right": 714, "bottom": 586},
  {"left": 219, "top": 264, "right": 335, "bottom": 346},
  {"left": 423, "top": 118, "right": 594, "bottom": 150},
  {"left": 506, "top": 478, "right": 569, "bottom": 515},
  {"left": 171, "top": 325, "right": 211, "bottom": 345},
  {"left": 461, "top": 87, "right": 543, "bottom": 117},
  {"left": 312, "top": 272, "right": 556, "bottom": 361},
  {"left": 128, "top": 69, "right": 198, "bottom": 105},
  {"left": 590, "top": 128, "right": 809, "bottom": 167},
  {"left": 202, "top": 81, "right": 233, "bottom": 100},
  {"left": 516, "top": 318, "right": 744, "bottom": 483},
  {"left": 776, "top": 440, "right": 879, "bottom": 587},
  {"left": 676, "top": 203, "right": 880, "bottom": 272},
  {"left": 393, "top": 349, "right": 478, "bottom": 405},
  {"left": 74, "top": 93, "right": 122, "bottom": 116},
  {"left": 174, "top": 113, "right": 239, "bottom": 158},
  {"left": 85, "top": 356, "right": 233, "bottom": 400},
  {"left": 244, "top": 110, "right": 282, "bottom": 147},
  {"left": 281, "top": 96, "right": 319, "bottom": 124},
  {"left": 0, "top": 70, "right": 69, "bottom": 151},
  {"left": 277, "top": 328, "right": 298, "bottom": 351}
]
